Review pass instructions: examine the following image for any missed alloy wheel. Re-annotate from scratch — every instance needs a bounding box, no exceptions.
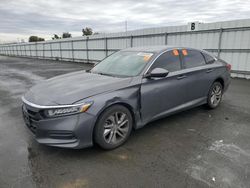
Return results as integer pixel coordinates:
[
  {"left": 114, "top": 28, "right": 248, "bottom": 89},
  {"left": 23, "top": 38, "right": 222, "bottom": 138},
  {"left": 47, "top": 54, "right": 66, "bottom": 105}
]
[
  {"left": 210, "top": 84, "right": 222, "bottom": 106},
  {"left": 103, "top": 112, "right": 129, "bottom": 144}
]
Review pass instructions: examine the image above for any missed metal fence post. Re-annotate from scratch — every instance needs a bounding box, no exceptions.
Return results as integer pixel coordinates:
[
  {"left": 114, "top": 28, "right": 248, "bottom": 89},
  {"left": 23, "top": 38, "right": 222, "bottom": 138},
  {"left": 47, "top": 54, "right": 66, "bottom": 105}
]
[
  {"left": 16, "top": 45, "right": 18, "bottom": 56},
  {"left": 59, "top": 42, "right": 62, "bottom": 60},
  {"left": 165, "top": 32, "right": 168, "bottom": 45},
  {"left": 29, "top": 44, "right": 31, "bottom": 57},
  {"left": 50, "top": 43, "right": 53, "bottom": 59},
  {"left": 5, "top": 46, "right": 8, "bottom": 56},
  {"left": 43, "top": 43, "right": 45, "bottom": 59},
  {"left": 35, "top": 42, "right": 38, "bottom": 58},
  {"left": 105, "top": 37, "right": 108, "bottom": 57},
  {"left": 86, "top": 37, "right": 89, "bottom": 63},
  {"left": 24, "top": 44, "right": 27, "bottom": 57},
  {"left": 21, "top": 45, "right": 23, "bottom": 56},
  {"left": 130, "top": 35, "right": 133, "bottom": 47},
  {"left": 217, "top": 28, "right": 223, "bottom": 58},
  {"left": 71, "top": 40, "right": 74, "bottom": 62}
]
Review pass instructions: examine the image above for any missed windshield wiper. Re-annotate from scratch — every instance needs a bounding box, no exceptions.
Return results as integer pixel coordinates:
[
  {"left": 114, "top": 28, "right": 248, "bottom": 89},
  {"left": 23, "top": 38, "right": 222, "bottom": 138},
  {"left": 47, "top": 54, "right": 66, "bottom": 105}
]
[
  {"left": 97, "top": 72, "right": 112, "bottom": 76},
  {"left": 91, "top": 71, "right": 115, "bottom": 77},
  {"left": 91, "top": 71, "right": 128, "bottom": 78}
]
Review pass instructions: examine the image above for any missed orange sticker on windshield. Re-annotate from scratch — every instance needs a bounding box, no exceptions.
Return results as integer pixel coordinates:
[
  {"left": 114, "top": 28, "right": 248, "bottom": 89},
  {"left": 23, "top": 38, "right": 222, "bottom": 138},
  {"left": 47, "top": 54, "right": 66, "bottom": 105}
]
[
  {"left": 173, "top": 49, "right": 179, "bottom": 56},
  {"left": 182, "top": 49, "right": 188, "bottom": 56},
  {"left": 137, "top": 52, "right": 153, "bottom": 62},
  {"left": 143, "top": 55, "right": 151, "bottom": 61}
]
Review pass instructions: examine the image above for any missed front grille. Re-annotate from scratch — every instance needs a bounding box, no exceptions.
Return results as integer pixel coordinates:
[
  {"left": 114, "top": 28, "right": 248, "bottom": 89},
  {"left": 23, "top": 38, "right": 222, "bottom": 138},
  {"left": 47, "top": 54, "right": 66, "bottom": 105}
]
[{"left": 22, "top": 105, "right": 41, "bottom": 134}]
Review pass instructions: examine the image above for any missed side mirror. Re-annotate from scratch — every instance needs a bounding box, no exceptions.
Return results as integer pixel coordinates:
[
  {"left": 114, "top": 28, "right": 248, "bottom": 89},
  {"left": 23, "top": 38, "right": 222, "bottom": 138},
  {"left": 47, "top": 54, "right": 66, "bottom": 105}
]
[{"left": 144, "top": 68, "right": 169, "bottom": 78}]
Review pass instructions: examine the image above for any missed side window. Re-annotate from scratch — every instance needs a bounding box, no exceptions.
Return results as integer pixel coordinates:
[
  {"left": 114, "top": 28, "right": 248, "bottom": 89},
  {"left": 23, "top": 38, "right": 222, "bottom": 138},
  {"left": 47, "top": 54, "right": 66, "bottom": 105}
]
[
  {"left": 181, "top": 49, "right": 206, "bottom": 68},
  {"left": 150, "top": 50, "right": 181, "bottom": 72},
  {"left": 202, "top": 53, "right": 215, "bottom": 64}
]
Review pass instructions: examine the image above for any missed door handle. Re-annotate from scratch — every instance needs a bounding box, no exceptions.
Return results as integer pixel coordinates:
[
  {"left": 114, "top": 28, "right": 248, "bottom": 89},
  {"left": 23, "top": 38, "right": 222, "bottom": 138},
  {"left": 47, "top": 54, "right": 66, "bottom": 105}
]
[
  {"left": 206, "top": 68, "right": 214, "bottom": 73},
  {"left": 177, "top": 75, "right": 187, "bottom": 80}
]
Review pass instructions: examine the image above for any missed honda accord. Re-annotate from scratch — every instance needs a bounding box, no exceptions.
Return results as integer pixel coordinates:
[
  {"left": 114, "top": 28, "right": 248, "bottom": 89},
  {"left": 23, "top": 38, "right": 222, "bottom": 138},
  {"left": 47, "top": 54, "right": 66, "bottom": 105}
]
[{"left": 22, "top": 46, "right": 231, "bottom": 149}]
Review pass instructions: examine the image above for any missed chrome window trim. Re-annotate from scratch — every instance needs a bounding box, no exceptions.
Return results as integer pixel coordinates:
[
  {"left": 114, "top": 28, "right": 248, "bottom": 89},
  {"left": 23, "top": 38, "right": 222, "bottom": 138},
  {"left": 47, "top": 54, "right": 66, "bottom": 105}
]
[
  {"left": 22, "top": 96, "right": 85, "bottom": 109},
  {"left": 143, "top": 48, "right": 180, "bottom": 75},
  {"left": 143, "top": 48, "right": 217, "bottom": 76},
  {"left": 201, "top": 51, "right": 218, "bottom": 62}
]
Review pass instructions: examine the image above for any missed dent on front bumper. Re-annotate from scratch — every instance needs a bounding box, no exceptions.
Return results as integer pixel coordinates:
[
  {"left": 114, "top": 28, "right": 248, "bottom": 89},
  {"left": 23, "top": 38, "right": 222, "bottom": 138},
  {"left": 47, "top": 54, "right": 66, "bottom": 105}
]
[{"left": 22, "top": 100, "right": 96, "bottom": 149}]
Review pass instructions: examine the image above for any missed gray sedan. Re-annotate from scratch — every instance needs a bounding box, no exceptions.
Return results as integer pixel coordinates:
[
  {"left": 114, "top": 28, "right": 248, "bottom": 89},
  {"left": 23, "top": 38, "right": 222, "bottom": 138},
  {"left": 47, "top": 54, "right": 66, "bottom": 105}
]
[{"left": 22, "top": 46, "right": 231, "bottom": 149}]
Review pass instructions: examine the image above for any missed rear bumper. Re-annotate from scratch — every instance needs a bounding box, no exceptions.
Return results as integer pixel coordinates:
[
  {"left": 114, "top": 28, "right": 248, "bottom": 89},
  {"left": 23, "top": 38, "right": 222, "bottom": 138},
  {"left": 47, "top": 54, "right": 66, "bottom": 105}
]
[{"left": 22, "top": 103, "right": 96, "bottom": 149}]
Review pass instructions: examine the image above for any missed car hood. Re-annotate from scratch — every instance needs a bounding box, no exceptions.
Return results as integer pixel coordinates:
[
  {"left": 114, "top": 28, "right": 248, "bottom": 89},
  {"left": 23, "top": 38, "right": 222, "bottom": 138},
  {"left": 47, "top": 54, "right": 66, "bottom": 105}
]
[{"left": 23, "top": 71, "right": 132, "bottom": 106}]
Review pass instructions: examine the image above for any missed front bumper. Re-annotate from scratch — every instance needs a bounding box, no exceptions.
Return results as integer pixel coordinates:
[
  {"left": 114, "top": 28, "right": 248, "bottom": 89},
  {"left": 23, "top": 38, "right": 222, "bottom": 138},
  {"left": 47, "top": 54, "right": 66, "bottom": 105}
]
[{"left": 22, "top": 102, "right": 96, "bottom": 149}]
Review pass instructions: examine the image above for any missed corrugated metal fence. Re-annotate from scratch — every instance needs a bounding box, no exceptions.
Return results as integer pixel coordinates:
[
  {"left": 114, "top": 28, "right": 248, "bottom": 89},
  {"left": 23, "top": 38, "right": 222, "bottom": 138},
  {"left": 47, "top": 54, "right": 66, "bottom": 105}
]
[{"left": 0, "top": 19, "right": 250, "bottom": 78}]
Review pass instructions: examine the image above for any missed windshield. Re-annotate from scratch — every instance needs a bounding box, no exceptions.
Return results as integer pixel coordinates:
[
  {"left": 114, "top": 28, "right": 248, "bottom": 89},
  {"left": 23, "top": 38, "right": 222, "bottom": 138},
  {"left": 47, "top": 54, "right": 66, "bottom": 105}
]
[{"left": 91, "top": 51, "right": 154, "bottom": 77}]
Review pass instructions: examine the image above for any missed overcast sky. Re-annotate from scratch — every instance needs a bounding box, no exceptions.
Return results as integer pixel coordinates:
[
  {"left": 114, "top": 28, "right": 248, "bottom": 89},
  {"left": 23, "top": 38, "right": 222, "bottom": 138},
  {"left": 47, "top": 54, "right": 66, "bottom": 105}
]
[{"left": 0, "top": 0, "right": 250, "bottom": 42}]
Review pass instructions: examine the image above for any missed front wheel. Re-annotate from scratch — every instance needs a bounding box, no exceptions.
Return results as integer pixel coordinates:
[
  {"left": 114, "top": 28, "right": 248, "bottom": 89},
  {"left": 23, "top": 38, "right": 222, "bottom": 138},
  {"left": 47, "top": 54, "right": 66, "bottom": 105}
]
[
  {"left": 207, "top": 82, "right": 223, "bottom": 109},
  {"left": 94, "top": 105, "right": 133, "bottom": 150}
]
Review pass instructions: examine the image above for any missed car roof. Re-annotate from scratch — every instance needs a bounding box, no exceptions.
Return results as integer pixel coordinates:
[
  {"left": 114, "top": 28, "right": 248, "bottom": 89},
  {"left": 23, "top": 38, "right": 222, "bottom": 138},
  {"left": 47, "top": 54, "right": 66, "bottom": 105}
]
[
  {"left": 122, "top": 45, "right": 216, "bottom": 58},
  {"left": 122, "top": 45, "right": 176, "bottom": 53}
]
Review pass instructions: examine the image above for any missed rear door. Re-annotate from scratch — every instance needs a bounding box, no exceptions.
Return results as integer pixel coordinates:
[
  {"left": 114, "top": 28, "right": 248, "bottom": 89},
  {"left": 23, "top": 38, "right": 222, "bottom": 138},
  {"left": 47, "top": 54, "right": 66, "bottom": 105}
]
[
  {"left": 140, "top": 49, "right": 188, "bottom": 123},
  {"left": 180, "top": 49, "right": 216, "bottom": 103}
]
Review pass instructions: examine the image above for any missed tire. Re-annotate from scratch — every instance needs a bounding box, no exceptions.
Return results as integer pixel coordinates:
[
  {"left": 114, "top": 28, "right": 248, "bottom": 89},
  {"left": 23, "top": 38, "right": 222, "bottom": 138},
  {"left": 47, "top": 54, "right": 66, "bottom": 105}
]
[
  {"left": 207, "top": 82, "right": 223, "bottom": 109},
  {"left": 94, "top": 105, "right": 133, "bottom": 150}
]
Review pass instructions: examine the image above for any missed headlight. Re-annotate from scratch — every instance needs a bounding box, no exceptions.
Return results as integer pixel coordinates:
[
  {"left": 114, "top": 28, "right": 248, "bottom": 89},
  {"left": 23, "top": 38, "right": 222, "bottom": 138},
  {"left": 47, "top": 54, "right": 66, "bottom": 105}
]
[{"left": 44, "top": 102, "right": 93, "bottom": 118}]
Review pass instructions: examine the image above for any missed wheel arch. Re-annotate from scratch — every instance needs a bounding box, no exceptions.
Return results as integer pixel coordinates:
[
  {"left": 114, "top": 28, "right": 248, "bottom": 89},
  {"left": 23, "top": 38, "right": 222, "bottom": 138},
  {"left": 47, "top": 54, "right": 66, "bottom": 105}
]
[
  {"left": 92, "top": 101, "right": 136, "bottom": 143},
  {"left": 214, "top": 77, "right": 225, "bottom": 90}
]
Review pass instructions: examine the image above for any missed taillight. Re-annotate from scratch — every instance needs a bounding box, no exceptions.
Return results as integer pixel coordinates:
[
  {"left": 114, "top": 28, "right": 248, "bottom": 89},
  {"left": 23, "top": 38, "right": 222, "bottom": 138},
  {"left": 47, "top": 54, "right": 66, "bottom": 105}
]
[{"left": 226, "top": 64, "right": 231, "bottom": 71}]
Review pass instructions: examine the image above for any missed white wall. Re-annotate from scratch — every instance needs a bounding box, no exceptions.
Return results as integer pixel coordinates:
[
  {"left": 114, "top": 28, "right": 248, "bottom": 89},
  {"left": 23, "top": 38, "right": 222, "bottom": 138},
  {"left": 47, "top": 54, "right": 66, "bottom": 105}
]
[{"left": 1, "top": 19, "right": 250, "bottom": 78}]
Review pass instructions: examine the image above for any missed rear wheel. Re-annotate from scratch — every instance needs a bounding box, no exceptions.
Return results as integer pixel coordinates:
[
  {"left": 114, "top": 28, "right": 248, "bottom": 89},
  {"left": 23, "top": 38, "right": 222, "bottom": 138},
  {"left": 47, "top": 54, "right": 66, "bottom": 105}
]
[
  {"left": 94, "top": 105, "right": 133, "bottom": 150},
  {"left": 207, "top": 82, "right": 223, "bottom": 109}
]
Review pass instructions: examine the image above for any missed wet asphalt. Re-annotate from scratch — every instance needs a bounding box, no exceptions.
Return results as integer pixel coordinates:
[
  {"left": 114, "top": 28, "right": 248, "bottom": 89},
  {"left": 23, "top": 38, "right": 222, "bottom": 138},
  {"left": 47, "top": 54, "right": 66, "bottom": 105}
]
[{"left": 0, "top": 55, "right": 250, "bottom": 188}]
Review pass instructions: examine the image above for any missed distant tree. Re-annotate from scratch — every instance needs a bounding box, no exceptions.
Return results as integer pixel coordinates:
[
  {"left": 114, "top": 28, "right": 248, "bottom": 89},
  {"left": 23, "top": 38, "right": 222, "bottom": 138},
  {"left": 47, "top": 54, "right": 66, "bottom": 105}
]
[
  {"left": 62, "top": 32, "right": 72, "bottom": 38},
  {"left": 93, "top": 32, "right": 99, "bottom": 35},
  {"left": 52, "top": 34, "right": 61, "bottom": 40},
  {"left": 82, "top": 27, "right": 93, "bottom": 36},
  {"left": 38, "top": 37, "right": 45, "bottom": 41},
  {"left": 29, "top": 36, "right": 45, "bottom": 42}
]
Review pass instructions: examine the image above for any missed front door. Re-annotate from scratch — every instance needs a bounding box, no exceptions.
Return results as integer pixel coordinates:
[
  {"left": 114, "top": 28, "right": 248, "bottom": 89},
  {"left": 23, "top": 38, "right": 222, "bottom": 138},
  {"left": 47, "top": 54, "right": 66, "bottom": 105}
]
[{"left": 140, "top": 50, "right": 188, "bottom": 124}]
